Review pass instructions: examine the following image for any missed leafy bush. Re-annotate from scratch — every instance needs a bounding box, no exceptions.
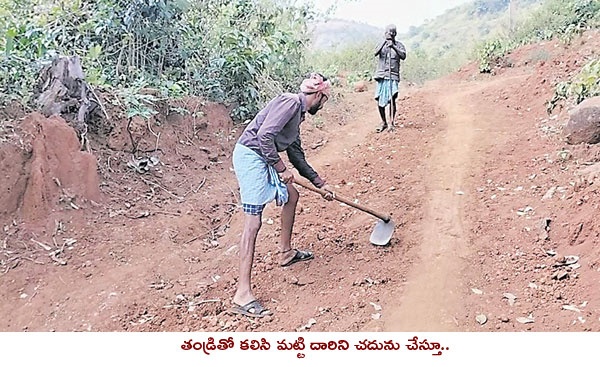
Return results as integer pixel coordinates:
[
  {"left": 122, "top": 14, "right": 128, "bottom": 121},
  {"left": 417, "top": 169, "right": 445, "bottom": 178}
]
[
  {"left": 476, "top": 0, "right": 600, "bottom": 73},
  {"left": 514, "top": 0, "right": 600, "bottom": 43},
  {"left": 476, "top": 38, "right": 514, "bottom": 73},
  {"left": 308, "top": 41, "right": 374, "bottom": 85},
  {"left": 547, "top": 59, "right": 600, "bottom": 113},
  {"left": 0, "top": 0, "right": 313, "bottom": 122},
  {"left": 307, "top": 38, "right": 467, "bottom": 86}
]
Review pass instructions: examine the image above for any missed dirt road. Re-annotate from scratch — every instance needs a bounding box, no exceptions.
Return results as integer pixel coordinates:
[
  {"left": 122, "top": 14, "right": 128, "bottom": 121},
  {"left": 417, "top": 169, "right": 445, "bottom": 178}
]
[{"left": 382, "top": 84, "right": 479, "bottom": 331}]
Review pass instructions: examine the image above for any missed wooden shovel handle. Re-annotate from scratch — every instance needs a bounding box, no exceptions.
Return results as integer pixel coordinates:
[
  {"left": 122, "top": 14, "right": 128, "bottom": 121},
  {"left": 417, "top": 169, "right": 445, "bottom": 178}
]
[{"left": 294, "top": 180, "right": 391, "bottom": 222}]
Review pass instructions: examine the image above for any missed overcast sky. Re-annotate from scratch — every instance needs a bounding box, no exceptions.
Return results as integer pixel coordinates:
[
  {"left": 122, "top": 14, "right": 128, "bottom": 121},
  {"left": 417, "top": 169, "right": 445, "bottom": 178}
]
[{"left": 303, "top": 0, "right": 473, "bottom": 31}]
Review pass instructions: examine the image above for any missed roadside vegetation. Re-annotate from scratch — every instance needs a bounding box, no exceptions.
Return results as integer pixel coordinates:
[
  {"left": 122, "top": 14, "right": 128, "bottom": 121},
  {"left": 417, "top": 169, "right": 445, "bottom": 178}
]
[
  {"left": 476, "top": 0, "right": 600, "bottom": 73},
  {"left": 1, "top": 0, "right": 598, "bottom": 121},
  {"left": 548, "top": 59, "right": 600, "bottom": 113},
  {"left": 474, "top": 0, "right": 599, "bottom": 110},
  {"left": 0, "top": 0, "right": 314, "bottom": 121},
  {"left": 308, "top": 0, "right": 599, "bottom": 96}
]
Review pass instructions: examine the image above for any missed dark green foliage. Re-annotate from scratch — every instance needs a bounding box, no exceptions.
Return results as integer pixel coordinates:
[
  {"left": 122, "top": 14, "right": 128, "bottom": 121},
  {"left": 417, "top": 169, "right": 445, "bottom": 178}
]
[
  {"left": 0, "top": 0, "right": 313, "bottom": 121},
  {"left": 548, "top": 59, "right": 600, "bottom": 113}
]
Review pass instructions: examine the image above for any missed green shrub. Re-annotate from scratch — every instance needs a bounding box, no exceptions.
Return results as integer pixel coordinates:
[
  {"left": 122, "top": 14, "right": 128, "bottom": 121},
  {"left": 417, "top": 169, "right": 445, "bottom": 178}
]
[
  {"left": 548, "top": 58, "right": 600, "bottom": 113},
  {"left": 308, "top": 41, "right": 374, "bottom": 84},
  {"left": 476, "top": 0, "right": 600, "bottom": 73},
  {"left": 0, "top": 0, "right": 314, "bottom": 122},
  {"left": 476, "top": 38, "right": 514, "bottom": 73}
]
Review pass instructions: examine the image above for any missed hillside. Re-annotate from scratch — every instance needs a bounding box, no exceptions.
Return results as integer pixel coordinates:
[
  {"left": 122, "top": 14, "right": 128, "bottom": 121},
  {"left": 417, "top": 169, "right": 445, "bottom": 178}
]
[
  {"left": 308, "top": 0, "right": 542, "bottom": 54},
  {"left": 400, "top": 0, "right": 542, "bottom": 57},
  {"left": 307, "top": 0, "right": 546, "bottom": 85},
  {"left": 308, "top": 19, "right": 382, "bottom": 51}
]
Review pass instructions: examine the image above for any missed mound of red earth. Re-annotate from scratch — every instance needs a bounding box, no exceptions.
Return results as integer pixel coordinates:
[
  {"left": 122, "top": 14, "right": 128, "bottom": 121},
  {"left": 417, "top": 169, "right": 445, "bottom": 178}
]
[{"left": 0, "top": 113, "right": 100, "bottom": 231}]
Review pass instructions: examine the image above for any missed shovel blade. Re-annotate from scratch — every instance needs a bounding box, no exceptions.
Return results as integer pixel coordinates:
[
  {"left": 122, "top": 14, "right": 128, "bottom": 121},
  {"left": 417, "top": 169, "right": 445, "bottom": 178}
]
[{"left": 370, "top": 219, "right": 395, "bottom": 246}]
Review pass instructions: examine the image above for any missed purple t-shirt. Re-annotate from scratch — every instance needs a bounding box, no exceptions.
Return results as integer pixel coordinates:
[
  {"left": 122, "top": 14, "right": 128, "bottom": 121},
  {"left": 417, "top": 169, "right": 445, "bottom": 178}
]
[{"left": 237, "top": 92, "right": 325, "bottom": 187}]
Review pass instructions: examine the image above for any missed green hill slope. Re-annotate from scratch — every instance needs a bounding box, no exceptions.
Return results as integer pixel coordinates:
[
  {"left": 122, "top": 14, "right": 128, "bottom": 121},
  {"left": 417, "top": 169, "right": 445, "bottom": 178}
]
[
  {"left": 309, "top": 19, "right": 382, "bottom": 51},
  {"left": 308, "top": 0, "right": 545, "bottom": 84},
  {"left": 401, "top": 0, "right": 542, "bottom": 58}
]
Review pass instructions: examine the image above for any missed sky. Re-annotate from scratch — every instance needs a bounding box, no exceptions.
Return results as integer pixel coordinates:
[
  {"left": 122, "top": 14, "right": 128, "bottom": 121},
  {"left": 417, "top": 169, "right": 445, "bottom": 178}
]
[{"left": 303, "top": 0, "right": 473, "bottom": 31}]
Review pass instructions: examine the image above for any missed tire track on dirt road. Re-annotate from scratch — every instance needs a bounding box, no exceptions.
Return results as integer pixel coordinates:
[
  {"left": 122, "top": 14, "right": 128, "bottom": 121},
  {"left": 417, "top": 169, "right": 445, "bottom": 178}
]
[
  {"left": 381, "top": 81, "right": 487, "bottom": 331},
  {"left": 305, "top": 83, "right": 480, "bottom": 331},
  {"left": 307, "top": 84, "right": 480, "bottom": 331}
]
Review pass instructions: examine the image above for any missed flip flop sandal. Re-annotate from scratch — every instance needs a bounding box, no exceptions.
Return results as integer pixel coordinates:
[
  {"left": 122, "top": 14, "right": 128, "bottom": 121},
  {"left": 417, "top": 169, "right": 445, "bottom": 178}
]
[
  {"left": 281, "top": 249, "right": 314, "bottom": 267},
  {"left": 375, "top": 123, "right": 388, "bottom": 133},
  {"left": 230, "top": 300, "right": 270, "bottom": 318}
]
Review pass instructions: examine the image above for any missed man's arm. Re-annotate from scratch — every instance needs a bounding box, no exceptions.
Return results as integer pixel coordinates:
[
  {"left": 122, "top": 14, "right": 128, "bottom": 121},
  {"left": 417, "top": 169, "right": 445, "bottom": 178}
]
[
  {"left": 286, "top": 138, "right": 326, "bottom": 188},
  {"left": 374, "top": 40, "right": 386, "bottom": 56},
  {"left": 391, "top": 41, "right": 407, "bottom": 60}
]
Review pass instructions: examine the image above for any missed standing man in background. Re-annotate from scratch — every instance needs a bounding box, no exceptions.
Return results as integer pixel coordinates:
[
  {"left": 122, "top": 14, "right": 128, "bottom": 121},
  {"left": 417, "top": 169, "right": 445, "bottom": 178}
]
[{"left": 373, "top": 24, "right": 406, "bottom": 133}]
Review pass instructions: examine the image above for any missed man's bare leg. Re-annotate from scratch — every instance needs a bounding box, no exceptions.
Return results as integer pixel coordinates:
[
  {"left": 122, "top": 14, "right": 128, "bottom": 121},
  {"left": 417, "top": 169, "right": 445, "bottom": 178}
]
[
  {"left": 233, "top": 213, "right": 261, "bottom": 306},
  {"left": 390, "top": 94, "right": 398, "bottom": 130},
  {"left": 376, "top": 105, "right": 388, "bottom": 133},
  {"left": 280, "top": 183, "right": 299, "bottom": 264}
]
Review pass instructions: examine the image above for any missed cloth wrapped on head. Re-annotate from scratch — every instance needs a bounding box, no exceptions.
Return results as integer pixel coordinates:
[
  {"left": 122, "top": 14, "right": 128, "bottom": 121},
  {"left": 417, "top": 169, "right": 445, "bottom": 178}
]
[{"left": 300, "top": 73, "right": 331, "bottom": 98}]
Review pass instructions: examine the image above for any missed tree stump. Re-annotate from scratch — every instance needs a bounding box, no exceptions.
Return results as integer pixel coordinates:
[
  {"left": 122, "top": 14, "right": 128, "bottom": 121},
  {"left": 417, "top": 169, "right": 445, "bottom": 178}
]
[{"left": 34, "top": 56, "right": 97, "bottom": 138}]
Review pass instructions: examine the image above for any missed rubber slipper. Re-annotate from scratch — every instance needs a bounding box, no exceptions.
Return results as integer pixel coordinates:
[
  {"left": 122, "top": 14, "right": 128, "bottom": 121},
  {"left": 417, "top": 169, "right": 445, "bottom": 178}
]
[
  {"left": 375, "top": 123, "right": 388, "bottom": 133},
  {"left": 230, "top": 300, "right": 270, "bottom": 318},
  {"left": 281, "top": 249, "right": 314, "bottom": 267}
]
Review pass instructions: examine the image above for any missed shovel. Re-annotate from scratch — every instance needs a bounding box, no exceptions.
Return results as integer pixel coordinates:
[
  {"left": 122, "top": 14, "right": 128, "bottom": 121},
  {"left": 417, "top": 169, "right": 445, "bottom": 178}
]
[
  {"left": 295, "top": 180, "right": 395, "bottom": 246},
  {"left": 387, "top": 42, "right": 395, "bottom": 131}
]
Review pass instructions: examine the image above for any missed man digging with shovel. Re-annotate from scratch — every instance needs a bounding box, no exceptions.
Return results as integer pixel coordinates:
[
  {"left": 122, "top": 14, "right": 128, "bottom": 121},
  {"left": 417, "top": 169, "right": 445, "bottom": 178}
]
[
  {"left": 374, "top": 24, "right": 406, "bottom": 133},
  {"left": 230, "top": 73, "right": 335, "bottom": 318}
]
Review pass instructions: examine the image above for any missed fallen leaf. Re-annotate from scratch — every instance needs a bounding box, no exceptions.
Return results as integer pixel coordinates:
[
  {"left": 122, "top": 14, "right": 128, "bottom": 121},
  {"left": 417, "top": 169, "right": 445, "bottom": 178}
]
[
  {"left": 370, "top": 302, "right": 382, "bottom": 311},
  {"left": 565, "top": 255, "right": 579, "bottom": 265},
  {"left": 516, "top": 317, "right": 534, "bottom": 324},
  {"left": 552, "top": 271, "right": 569, "bottom": 280},
  {"left": 476, "top": 314, "right": 487, "bottom": 325},
  {"left": 503, "top": 293, "right": 517, "bottom": 306},
  {"left": 562, "top": 305, "right": 581, "bottom": 313}
]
